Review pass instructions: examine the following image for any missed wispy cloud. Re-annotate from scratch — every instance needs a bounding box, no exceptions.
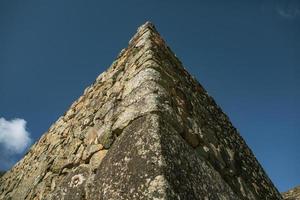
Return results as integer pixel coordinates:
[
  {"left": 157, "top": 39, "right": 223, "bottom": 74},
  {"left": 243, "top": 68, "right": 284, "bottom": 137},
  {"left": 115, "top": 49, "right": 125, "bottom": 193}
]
[
  {"left": 0, "top": 117, "right": 32, "bottom": 169},
  {"left": 276, "top": 0, "right": 300, "bottom": 19}
]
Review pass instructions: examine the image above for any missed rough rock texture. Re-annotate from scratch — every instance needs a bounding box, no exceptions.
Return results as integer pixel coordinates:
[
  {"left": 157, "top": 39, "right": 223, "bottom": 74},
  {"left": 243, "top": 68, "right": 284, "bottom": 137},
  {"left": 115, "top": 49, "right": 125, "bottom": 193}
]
[
  {"left": 283, "top": 186, "right": 300, "bottom": 200},
  {"left": 0, "top": 22, "right": 283, "bottom": 200}
]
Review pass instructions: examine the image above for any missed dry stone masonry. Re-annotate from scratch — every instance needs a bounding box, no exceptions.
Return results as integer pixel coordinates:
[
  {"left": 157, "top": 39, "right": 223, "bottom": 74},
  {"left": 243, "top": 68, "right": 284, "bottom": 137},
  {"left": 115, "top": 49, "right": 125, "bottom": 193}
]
[
  {"left": 0, "top": 22, "right": 283, "bottom": 200},
  {"left": 282, "top": 186, "right": 300, "bottom": 200}
]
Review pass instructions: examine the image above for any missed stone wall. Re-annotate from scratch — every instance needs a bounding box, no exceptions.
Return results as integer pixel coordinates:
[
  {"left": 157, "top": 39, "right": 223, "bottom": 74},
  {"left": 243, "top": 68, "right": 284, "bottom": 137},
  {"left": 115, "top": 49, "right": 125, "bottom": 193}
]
[
  {"left": 283, "top": 186, "right": 300, "bottom": 200},
  {"left": 0, "top": 22, "right": 282, "bottom": 200}
]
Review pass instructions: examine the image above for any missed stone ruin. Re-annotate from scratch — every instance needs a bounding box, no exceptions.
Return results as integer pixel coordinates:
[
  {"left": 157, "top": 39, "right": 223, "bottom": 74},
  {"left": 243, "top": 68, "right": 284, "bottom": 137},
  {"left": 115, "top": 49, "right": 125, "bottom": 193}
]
[{"left": 0, "top": 22, "right": 283, "bottom": 200}]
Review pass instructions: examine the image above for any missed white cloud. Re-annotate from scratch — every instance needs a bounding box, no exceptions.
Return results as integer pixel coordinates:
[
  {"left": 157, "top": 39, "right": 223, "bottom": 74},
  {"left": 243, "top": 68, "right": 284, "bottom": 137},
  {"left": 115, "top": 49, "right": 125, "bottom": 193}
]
[{"left": 0, "top": 117, "right": 32, "bottom": 154}]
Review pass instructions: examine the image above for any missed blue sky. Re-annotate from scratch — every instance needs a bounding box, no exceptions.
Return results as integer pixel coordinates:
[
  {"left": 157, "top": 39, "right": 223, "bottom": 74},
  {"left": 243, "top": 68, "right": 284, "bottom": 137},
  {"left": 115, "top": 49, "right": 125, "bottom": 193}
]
[{"left": 0, "top": 0, "right": 299, "bottom": 192}]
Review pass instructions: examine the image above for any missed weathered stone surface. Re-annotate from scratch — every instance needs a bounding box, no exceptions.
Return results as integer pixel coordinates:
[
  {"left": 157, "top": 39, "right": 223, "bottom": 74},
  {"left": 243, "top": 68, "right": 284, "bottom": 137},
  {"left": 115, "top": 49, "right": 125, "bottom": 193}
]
[
  {"left": 0, "top": 21, "right": 282, "bottom": 200},
  {"left": 89, "top": 149, "right": 107, "bottom": 171},
  {"left": 283, "top": 186, "right": 300, "bottom": 200},
  {"left": 88, "top": 114, "right": 240, "bottom": 200}
]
